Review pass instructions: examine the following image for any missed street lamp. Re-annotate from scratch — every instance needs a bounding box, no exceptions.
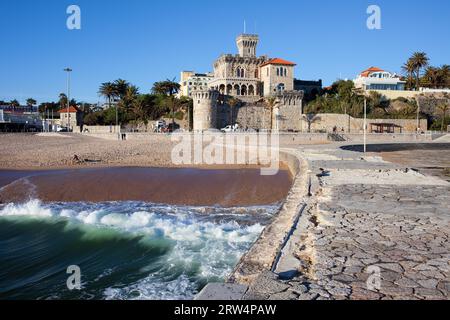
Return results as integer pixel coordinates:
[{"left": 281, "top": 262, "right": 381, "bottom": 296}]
[
  {"left": 363, "top": 96, "right": 367, "bottom": 153},
  {"left": 352, "top": 88, "right": 367, "bottom": 153},
  {"left": 64, "top": 68, "right": 72, "bottom": 131},
  {"left": 416, "top": 100, "right": 421, "bottom": 134}
]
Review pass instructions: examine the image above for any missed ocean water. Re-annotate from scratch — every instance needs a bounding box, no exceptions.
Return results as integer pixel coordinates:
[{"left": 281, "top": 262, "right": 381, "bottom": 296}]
[{"left": 0, "top": 200, "right": 278, "bottom": 300}]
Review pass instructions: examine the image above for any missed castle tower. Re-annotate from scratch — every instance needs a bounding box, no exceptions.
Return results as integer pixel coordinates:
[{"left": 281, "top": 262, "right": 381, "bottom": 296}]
[
  {"left": 236, "top": 34, "right": 259, "bottom": 57},
  {"left": 192, "top": 89, "right": 219, "bottom": 131}
]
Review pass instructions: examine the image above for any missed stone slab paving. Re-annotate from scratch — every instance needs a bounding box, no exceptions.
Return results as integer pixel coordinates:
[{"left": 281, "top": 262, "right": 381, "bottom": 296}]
[{"left": 244, "top": 145, "right": 450, "bottom": 300}]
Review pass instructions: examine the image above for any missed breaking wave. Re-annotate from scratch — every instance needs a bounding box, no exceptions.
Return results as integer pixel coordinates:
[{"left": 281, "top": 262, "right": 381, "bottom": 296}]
[{"left": 0, "top": 200, "right": 277, "bottom": 300}]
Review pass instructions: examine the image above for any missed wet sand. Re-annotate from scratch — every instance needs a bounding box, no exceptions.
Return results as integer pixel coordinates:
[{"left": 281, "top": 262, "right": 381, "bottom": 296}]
[{"left": 0, "top": 167, "right": 293, "bottom": 207}]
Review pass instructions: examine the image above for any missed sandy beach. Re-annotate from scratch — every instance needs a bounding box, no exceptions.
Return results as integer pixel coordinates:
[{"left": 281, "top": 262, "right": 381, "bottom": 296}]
[
  {"left": 0, "top": 133, "right": 177, "bottom": 170},
  {"left": 0, "top": 133, "right": 293, "bottom": 206}
]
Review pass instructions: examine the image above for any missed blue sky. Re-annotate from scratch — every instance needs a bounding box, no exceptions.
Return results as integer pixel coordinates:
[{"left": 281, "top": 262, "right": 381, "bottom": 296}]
[{"left": 1, "top": 0, "right": 449, "bottom": 104}]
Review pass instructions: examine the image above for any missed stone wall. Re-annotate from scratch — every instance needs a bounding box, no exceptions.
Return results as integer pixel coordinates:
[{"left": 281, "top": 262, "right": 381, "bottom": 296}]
[
  {"left": 305, "top": 113, "right": 427, "bottom": 133},
  {"left": 234, "top": 103, "right": 268, "bottom": 129},
  {"left": 73, "top": 125, "right": 120, "bottom": 134},
  {"left": 372, "top": 89, "right": 419, "bottom": 100},
  {"left": 215, "top": 93, "right": 303, "bottom": 131}
]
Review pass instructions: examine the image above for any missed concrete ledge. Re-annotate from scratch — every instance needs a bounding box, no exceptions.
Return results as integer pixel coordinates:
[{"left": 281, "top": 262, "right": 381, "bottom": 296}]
[
  {"left": 228, "top": 149, "right": 309, "bottom": 285},
  {"left": 195, "top": 283, "right": 248, "bottom": 301}
]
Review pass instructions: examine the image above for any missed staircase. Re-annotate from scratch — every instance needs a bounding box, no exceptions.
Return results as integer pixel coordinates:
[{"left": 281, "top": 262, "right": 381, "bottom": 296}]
[{"left": 327, "top": 133, "right": 348, "bottom": 142}]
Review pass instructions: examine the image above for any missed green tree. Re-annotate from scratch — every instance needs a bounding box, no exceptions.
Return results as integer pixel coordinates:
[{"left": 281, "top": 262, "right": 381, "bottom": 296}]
[
  {"left": 26, "top": 98, "right": 37, "bottom": 107},
  {"left": 10, "top": 99, "right": 20, "bottom": 107},
  {"left": 84, "top": 112, "right": 104, "bottom": 126},
  {"left": 151, "top": 80, "right": 180, "bottom": 96},
  {"left": 439, "top": 65, "right": 450, "bottom": 88},
  {"left": 402, "top": 59, "right": 416, "bottom": 90},
  {"left": 59, "top": 93, "right": 68, "bottom": 108},
  {"left": 423, "top": 66, "right": 441, "bottom": 88},
  {"left": 119, "top": 85, "right": 140, "bottom": 120},
  {"left": 99, "top": 82, "right": 116, "bottom": 109},
  {"left": 151, "top": 79, "right": 181, "bottom": 126},
  {"left": 303, "top": 113, "right": 321, "bottom": 133},
  {"left": 114, "top": 79, "right": 130, "bottom": 99},
  {"left": 410, "top": 52, "right": 429, "bottom": 90},
  {"left": 436, "top": 103, "right": 449, "bottom": 131},
  {"left": 264, "top": 96, "right": 277, "bottom": 130}
]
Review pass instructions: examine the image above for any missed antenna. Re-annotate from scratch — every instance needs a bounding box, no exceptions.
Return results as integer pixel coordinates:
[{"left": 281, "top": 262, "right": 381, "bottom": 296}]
[{"left": 244, "top": 19, "right": 246, "bottom": 34}]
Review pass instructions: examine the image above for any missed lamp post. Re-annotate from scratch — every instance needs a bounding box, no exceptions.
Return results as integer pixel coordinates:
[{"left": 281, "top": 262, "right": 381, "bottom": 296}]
[
  {"left": 352, "top": 88, "right": 367, "bottom": 153},
  {"left": 116, "top": 102, "right": 119, "bottom": 140},
  {"left": 64, "top": 68, "right": 72, "bottom": 131},
  {"left": 363, "top": 96, "right": 367, "bottom": 153},
  {"left": 416, "top": 100, "right": 421, "bottom": 134}
]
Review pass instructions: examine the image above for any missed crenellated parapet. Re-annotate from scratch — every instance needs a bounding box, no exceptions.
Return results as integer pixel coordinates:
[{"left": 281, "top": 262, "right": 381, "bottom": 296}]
[
  {"left": 192, "top": 89, "right": 220, "bottom": 102},
  {"left": 192, "top": 89, "right": 219, "bottom": 131},
  {"left": 275, "top": 90, "right": 304, "bottom": 107}
]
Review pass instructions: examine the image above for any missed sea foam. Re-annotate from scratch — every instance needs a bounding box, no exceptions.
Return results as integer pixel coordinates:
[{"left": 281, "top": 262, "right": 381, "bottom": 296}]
[{"left": 0, "top": 200, "right": 277, "bottom": 299}]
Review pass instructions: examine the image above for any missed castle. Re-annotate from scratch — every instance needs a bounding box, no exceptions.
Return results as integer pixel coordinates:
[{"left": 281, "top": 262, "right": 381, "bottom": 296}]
[{"left": 191, "top": 34, "right": 304, "bottom": 131}]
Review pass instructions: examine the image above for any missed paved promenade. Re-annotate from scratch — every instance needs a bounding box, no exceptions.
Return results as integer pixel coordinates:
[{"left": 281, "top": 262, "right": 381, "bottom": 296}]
[
  {"left": 198, "top": 140, "right": 450, "bottom": 300},
  {"left": 243, "top": 143, "right": 450, "bottom": 300}
]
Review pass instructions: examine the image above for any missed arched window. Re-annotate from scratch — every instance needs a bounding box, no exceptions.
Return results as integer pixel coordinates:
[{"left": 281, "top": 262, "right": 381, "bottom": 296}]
[
  {"left": 276, "top": 68, "right": 280, "bottom": 76},
  {"left": 236, "top": 68, "right": 241, "bottom": 78},
  {"left": 234, "top": 84, "right": 240, "bottom": 95},
  {"left": 241, "top": 85, "right": 247, "bottom": 96},
  {"left": 284, "top": 68, "right": 287, "bottom": 77},
  {"left": 255, "top": 69, "right": 258, "bottom": 78},
  {"left": 241, "top": 69, "right": 245, "bottom": 78}
]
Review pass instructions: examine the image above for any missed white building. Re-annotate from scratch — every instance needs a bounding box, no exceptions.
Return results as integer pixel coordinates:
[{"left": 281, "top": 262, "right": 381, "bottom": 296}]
[
  {"left": 354, "top": 67, "right": 406, "bottom": 91},
  {"left": 178, "top": 71, "right": 214, "bottom": 97}
]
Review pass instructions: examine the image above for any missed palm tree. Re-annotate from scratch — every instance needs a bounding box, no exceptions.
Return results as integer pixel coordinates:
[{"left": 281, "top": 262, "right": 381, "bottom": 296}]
[
  {"left": 227, "top": 97, "right": 240, "bottom": 126},
  {"left": 410, "top": 52, "right": 429, "bottom": 90},
  {"left": 99, "top": 82, "right": 116, "bottom": 109},
  {"left": 437, "top": 103, "right": 449, "bottom": 132},
  {"left": 151, "top": 79, "right": 180, "bottom": 96},
  {"left": 114, "top": 79, "right": 130, "bottom": 99},
  {"left": 57, "top": 93, "right": 67, "bottom": 109},
  {"left": 26, "top": 98, "right": 37, "bottom": 107},
  {"left": 265, "top": 96, "right": 277, "bottom": 131},
  {"left": 303, "top": 113, "right": 321, "bottom": 133},
  {"left": 151, "top": 79, "right": 181, "bottom": 126},
  {"left": 423, "top": 66, "right": 440, "bottom": 88},
  {"left": 120, "top": 85, "right": 140, "bottom": 115},
  {"left": 10, "top": 99, "right": 20, "bottom": 108},
  {"left": 439, "top": 65, "right": 450, "bottom": 88},
  {"left": 402, "top": 59, "right": 416, "bottom": 90}
]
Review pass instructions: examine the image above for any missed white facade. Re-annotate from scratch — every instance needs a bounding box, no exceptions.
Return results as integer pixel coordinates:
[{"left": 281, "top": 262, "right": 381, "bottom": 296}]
[
  {"left": 179, "top": 71, "right": 214, "bottom": 98},
  {"left": 354, "top": 67, "right": 406, "bottom": 91}
]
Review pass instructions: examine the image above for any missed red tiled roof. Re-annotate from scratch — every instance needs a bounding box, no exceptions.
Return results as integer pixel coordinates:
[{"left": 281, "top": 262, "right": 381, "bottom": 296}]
[
  {"left": 58, "top": 106, "right": 79, "bottom": 113},
  {"left": 360, "top": 66, "right": 384, "bottom": 77},
  {"left": 260, "top": 58, "right": 296, "bottom": 67}
]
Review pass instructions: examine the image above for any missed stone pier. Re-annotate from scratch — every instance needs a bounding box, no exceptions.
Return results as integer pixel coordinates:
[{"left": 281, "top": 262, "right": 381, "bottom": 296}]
[{"left": 197, "top": 141, "right": 450, "bottom": 300}]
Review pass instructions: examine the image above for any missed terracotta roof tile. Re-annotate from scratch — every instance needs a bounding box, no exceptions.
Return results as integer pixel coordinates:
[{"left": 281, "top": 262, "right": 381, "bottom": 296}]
[
  {"left": 360, "top": 66, "right": 384, "bottom": 77},
  {"left": 58, "top": 106, "right": 79, "bottom": 113},
  {"left": 260, "top": 58, "right": 296, "bottom": 67}
]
